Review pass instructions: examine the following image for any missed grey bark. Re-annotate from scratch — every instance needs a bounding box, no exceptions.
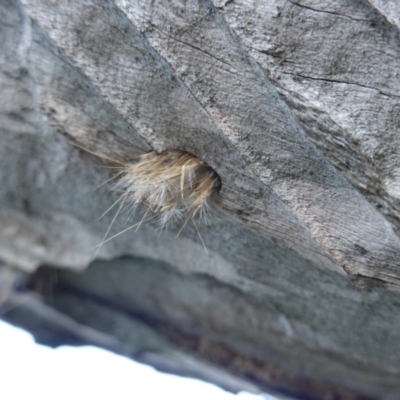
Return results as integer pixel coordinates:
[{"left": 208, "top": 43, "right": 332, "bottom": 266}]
[{"left": 2, "top": 0, "right": 400, "bottom": 399}]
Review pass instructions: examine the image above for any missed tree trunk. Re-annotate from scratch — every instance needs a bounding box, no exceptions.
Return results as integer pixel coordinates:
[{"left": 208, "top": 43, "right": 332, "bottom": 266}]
[{"left": 2, "top": 0, "right": 400, "bottom": 398}]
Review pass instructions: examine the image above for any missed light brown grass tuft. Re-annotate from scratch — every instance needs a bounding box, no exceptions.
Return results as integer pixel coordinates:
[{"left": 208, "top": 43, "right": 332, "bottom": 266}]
[
  {"left": 74, "top": 145, "right": 222, "bottom": 254},
  {"left": 112, "top": 150, "right": 221, "bottom": 229}
]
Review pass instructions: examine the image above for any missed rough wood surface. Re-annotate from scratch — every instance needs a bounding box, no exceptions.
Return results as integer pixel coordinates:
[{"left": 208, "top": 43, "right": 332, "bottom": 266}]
[{"left": 2, "top": 1, "right": 400, "bottom": 399}]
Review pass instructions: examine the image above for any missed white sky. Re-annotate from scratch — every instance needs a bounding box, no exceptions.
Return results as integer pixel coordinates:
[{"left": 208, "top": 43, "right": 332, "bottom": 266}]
[{"left": 0, "top": 320, "right": 275, "bottom": 400}]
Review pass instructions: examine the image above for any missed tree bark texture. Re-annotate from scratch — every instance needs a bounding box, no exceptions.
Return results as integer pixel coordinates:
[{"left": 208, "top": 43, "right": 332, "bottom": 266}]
[{"left": 2, "top": 0, "right": 400, "bottom": 399}]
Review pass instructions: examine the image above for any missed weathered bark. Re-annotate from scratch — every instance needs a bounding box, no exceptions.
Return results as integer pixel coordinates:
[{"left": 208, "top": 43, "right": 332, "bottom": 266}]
[{"left": 2, "top": 0, "right": 400, "bottom": 398}]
